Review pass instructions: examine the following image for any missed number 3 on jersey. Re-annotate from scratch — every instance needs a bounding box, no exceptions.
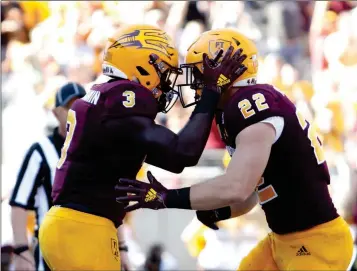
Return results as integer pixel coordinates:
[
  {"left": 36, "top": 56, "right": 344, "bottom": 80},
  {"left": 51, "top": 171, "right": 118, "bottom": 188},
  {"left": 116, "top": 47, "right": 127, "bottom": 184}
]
[
  {"left": 57, "top": 109, "right": 77, "bottom": 169},
  {"left": 123, "top": 90, "right": 135, "bottom": 108},
  {"left": 296, "top": 110, "right": 325, "bottom": 164}
]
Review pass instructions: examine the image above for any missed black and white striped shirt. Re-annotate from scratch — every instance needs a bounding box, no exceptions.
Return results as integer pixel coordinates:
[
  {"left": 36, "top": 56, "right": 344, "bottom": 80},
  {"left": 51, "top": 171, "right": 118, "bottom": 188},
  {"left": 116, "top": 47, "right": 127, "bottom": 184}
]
[{"left": 9, "top": 128, "right": 63, "bottom": 271}]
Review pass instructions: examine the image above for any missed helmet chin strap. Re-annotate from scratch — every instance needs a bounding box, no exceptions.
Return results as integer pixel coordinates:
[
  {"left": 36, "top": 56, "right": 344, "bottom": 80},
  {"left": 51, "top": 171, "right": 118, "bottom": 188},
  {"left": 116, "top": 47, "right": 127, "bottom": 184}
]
[{"left": 152, "top": 88, "right": 162, "bottom": 98}]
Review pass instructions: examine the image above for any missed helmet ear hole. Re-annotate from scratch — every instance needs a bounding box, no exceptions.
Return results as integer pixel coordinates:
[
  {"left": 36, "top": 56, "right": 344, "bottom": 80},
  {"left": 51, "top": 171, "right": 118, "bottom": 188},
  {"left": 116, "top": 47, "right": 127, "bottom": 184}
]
[{"left": 136, "top": 66, "right": 150, "bottom": 76}]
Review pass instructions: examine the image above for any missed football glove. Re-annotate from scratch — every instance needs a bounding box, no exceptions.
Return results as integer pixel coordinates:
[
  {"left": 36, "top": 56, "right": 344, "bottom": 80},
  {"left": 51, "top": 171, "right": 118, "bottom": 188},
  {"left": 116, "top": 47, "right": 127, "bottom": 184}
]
[
  {"left": 196, "top": 210, "right": 220, "bottom": 230},
  {"left": 115, "top": 171, "right": 168, "bottom": 212},
  {"left": 202, "top": 45, "right": 247, "bottom": 92},
  {"left": 196, "top": 206, "right": 232, "bottom": 230}
]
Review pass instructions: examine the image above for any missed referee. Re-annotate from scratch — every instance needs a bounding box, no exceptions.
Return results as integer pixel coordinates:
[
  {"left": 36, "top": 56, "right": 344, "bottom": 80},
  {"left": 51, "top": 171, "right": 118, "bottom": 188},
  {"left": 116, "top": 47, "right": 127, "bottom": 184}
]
[{"left": 9, "top": 82, "right": 86, "bottom": 271}]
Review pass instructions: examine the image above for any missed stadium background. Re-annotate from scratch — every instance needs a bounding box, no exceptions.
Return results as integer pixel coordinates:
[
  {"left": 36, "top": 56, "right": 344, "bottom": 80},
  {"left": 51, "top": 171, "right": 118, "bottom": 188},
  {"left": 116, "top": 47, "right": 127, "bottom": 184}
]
[{"left": 1, "top": 1, "right": 357, "bottom": 270}]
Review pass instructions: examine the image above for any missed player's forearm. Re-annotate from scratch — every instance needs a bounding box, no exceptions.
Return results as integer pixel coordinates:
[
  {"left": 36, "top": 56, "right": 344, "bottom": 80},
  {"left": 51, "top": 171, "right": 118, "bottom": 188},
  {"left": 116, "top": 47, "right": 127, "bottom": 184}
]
[
  {"left": 165, "top": 158, "right": 259, "bottom": 211},
  {"left": 117, "top": 226, "right": 124, "bottom": 242},
  {"left": 182, "top": 123, "right": 273, "bottom": 210},
  {"left": 230, "top": 192, "right": 258, "bottom": 217},
  {"left": 174, "top": 89, "right": 220, "bottom": 166},
  {"left": 194, "top": 192, "right": 258, "bottom": 224},
  {"left": 165, "top": 174, "right": 246, "bottom": 210},
  {"left": 144, "top": 88, "right": 220, "bottom": 172},
  {"left": 189, "top": 174, "right": 244, "bottom": 210},
  {"left": 11, "top": 207, "right": 30, "bottom": 246}
]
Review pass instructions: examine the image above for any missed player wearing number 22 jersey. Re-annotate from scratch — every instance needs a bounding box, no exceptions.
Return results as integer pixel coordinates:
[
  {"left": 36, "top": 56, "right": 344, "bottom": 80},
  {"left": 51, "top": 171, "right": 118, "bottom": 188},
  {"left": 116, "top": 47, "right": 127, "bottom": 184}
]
[
  {"left": 38, "top": 25, "right": 248, "bottom": 271},
  {"left": 116, "top": 29, "right": 355, "bottom": 271}
]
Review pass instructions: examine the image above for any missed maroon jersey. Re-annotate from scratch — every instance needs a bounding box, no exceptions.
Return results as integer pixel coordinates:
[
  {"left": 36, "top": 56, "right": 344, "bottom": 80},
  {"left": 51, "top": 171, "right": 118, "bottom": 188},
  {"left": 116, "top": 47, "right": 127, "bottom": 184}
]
[
  {"left": 52, "top": 80, "right": 158, "bottom": 227},
  {"left": 216, "top": 84, "right": 338, "bottom": 234}
]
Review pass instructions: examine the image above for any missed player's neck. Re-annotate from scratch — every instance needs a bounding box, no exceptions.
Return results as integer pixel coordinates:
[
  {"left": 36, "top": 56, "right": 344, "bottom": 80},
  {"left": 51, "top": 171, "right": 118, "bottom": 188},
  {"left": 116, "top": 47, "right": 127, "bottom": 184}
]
[{"left": 217, "top": 87, "right": 240, "bottom": 109}]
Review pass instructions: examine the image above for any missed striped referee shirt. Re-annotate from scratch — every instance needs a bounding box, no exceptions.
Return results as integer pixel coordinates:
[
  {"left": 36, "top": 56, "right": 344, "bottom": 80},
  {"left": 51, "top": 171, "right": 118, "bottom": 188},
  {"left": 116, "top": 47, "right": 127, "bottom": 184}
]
[{"left": 9, "top": 128, "right": 63, "bottom": 270}]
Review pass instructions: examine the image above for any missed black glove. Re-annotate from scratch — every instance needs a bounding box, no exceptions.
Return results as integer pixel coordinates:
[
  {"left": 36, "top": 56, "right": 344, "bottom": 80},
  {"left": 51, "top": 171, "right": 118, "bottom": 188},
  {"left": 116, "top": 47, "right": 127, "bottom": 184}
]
[
  {"left": 202, "top": 46, "right": 247, "bottom": 93},
  {"left": 196, "top": 206, "right": 232, "bottom": 230}
]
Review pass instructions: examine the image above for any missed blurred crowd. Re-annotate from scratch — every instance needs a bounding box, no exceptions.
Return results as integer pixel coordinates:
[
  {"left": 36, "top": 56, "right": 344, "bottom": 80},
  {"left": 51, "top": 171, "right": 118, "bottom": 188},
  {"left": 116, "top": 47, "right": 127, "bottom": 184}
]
[{"left": 2, "top": 1, "right": 357, "bottom": 270}]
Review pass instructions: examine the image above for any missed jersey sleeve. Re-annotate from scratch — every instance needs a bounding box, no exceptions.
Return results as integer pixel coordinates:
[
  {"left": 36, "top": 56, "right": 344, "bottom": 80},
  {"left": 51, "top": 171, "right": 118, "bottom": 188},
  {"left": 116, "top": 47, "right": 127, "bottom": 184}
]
[
  {"left": 99, "top": 81, "right": 158, "bottom": 121},
  {"left": 224, "top": 87, "right": 285, "bottom": 137},
  {"left": 260, "top": 116, "right": 285, "bottom": 143}
]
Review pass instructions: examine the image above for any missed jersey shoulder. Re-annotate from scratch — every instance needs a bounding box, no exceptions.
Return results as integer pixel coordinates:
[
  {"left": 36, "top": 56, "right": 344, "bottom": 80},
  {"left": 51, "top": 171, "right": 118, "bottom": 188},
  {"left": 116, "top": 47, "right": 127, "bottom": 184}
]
[
  {"left": 91, "top": 79, "right": 158, "bottom": 120},
  {"left": 224, "top": 84, "right": 289, "bottom": 135}
]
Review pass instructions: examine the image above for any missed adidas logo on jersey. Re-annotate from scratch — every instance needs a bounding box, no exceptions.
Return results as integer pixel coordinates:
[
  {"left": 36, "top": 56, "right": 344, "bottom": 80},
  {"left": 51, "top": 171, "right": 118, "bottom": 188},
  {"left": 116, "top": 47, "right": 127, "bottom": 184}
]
[
  {"left": 296, "top": 246, "right": 311, "bottom": 256},
  {"left": 145, "top": 188, "right": 157, "bottom": 202},
  {"left": 217, "top": 74, "right": 231, "bottom": 87}
]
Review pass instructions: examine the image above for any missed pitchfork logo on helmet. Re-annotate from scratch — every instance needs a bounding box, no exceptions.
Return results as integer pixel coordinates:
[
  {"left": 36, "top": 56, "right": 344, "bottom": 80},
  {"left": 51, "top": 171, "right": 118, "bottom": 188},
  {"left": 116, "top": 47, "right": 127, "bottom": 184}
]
[
  {"left": 108, "top": 29, "right": 175, "bottom": 60},
  {"left": 103, "top": 24, "right": 182, "bottom": 113}
]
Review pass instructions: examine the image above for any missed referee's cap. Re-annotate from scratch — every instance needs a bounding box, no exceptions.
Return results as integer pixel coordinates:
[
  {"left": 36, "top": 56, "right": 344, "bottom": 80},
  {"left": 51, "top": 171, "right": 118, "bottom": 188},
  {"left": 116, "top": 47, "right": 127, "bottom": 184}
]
[{"left": 55, "top": 82, "right": 86, "bottom": 108}]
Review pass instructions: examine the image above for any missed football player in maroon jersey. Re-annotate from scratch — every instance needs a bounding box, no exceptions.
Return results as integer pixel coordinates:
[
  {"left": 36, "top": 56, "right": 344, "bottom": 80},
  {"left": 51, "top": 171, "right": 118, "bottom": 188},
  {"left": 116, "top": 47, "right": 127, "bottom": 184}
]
[
  {"left": 116, "top": 28, "right": 354, "bottom": 271},
  {"left": 39, "top": 25, "right": 247, "bottom": 271}
]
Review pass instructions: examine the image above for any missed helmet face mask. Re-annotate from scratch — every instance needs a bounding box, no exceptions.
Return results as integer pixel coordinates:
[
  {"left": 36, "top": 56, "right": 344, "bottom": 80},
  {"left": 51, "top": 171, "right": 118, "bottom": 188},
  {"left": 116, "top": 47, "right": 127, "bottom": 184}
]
[
  {"left": 155, "top": 62, "right": 183, "bottom": 113},
  {"left": 149, "top": 53, "right": 182, "bottom": 113},
  {"left": 178, "top": 63, "right": 204, "bottom": 108}
]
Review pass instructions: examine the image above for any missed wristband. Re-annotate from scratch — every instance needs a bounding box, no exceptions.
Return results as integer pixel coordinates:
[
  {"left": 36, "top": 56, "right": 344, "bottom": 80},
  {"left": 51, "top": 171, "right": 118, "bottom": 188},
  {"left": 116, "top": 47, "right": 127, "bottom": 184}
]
[
  {"left": 119, "top": 245, "right": 129, "bottom": 252},
  {"left": 166, "top": 188, "right": 192, "bottom": 210},
  {"left": 192, "top": 87, "right": 220, "bottom": 115},
  {"left": 13, "top": 245, "right": 29, "bottom": 255},
  {"left": 215, "top": 206, "right": 232, "bottom": 220}
]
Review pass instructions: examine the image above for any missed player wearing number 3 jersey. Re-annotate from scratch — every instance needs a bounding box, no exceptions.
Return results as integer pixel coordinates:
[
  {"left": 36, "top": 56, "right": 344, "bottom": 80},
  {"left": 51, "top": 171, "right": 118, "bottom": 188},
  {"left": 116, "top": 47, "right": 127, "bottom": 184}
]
[
  {"left": 116, "top": 29, "right": 355, "bottom": 271},
  {"left": 39, "top": 25, "right": 248, "bottom": 271}
]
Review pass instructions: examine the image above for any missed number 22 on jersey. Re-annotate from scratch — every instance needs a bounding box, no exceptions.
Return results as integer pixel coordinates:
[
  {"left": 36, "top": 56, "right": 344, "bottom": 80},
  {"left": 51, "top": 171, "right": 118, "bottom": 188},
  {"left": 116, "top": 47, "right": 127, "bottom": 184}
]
[
  {"left": 238, "top": 93, "right": 269, "bottom": 119},
  {"left": 57, "top": 109, "right": 77, "bottom": 169},
  {"left": 296, "top": 110, "right": 325, "bottom": 165}
]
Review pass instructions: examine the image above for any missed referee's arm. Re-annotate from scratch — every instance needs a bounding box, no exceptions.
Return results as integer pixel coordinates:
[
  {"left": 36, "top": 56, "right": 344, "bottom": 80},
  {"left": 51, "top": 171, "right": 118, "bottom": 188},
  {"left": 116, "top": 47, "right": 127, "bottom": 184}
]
[{"left": 9, "top": 143, "right": 44, "bottom": 247}]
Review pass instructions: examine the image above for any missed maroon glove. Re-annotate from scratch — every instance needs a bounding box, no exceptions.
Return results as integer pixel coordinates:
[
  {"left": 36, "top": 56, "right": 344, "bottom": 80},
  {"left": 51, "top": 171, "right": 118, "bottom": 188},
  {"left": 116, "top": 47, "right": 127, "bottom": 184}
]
[
  {"left": 115, "top": 171, "right": 169, "bottom": 212},
  {"left": 202, "top": 46, "right": 247, "bottom": 92}
]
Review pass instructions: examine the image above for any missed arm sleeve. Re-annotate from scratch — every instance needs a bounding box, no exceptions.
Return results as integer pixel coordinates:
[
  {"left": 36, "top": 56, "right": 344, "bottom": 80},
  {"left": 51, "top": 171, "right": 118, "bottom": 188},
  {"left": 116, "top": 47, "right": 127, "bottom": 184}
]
[
  {"left": 9, "top": 143, "right": 44, "bottom": 210},
  {"left": 103, "top": 88, "right": 220, "bottom": 173}
]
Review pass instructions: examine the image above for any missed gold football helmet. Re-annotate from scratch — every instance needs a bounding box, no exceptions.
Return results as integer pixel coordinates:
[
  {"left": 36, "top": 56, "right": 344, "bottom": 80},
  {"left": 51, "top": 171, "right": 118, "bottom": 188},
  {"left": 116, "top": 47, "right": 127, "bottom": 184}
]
[
  {"left": 178, "top": 28, "right": 259, "bottom": 107},
  {"left": 103, "top": 24, "right": 182, "bottom": 112}
]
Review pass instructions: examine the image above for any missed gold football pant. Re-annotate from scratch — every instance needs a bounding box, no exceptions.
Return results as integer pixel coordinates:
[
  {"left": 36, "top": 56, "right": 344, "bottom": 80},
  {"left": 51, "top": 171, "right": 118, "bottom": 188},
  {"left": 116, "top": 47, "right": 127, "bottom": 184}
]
[
  {"left": 39, "top": 206, "right": 121, "bottom": 271},
  {"left": 238, "top": 216, "right": 354, "bottom": 270}
]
